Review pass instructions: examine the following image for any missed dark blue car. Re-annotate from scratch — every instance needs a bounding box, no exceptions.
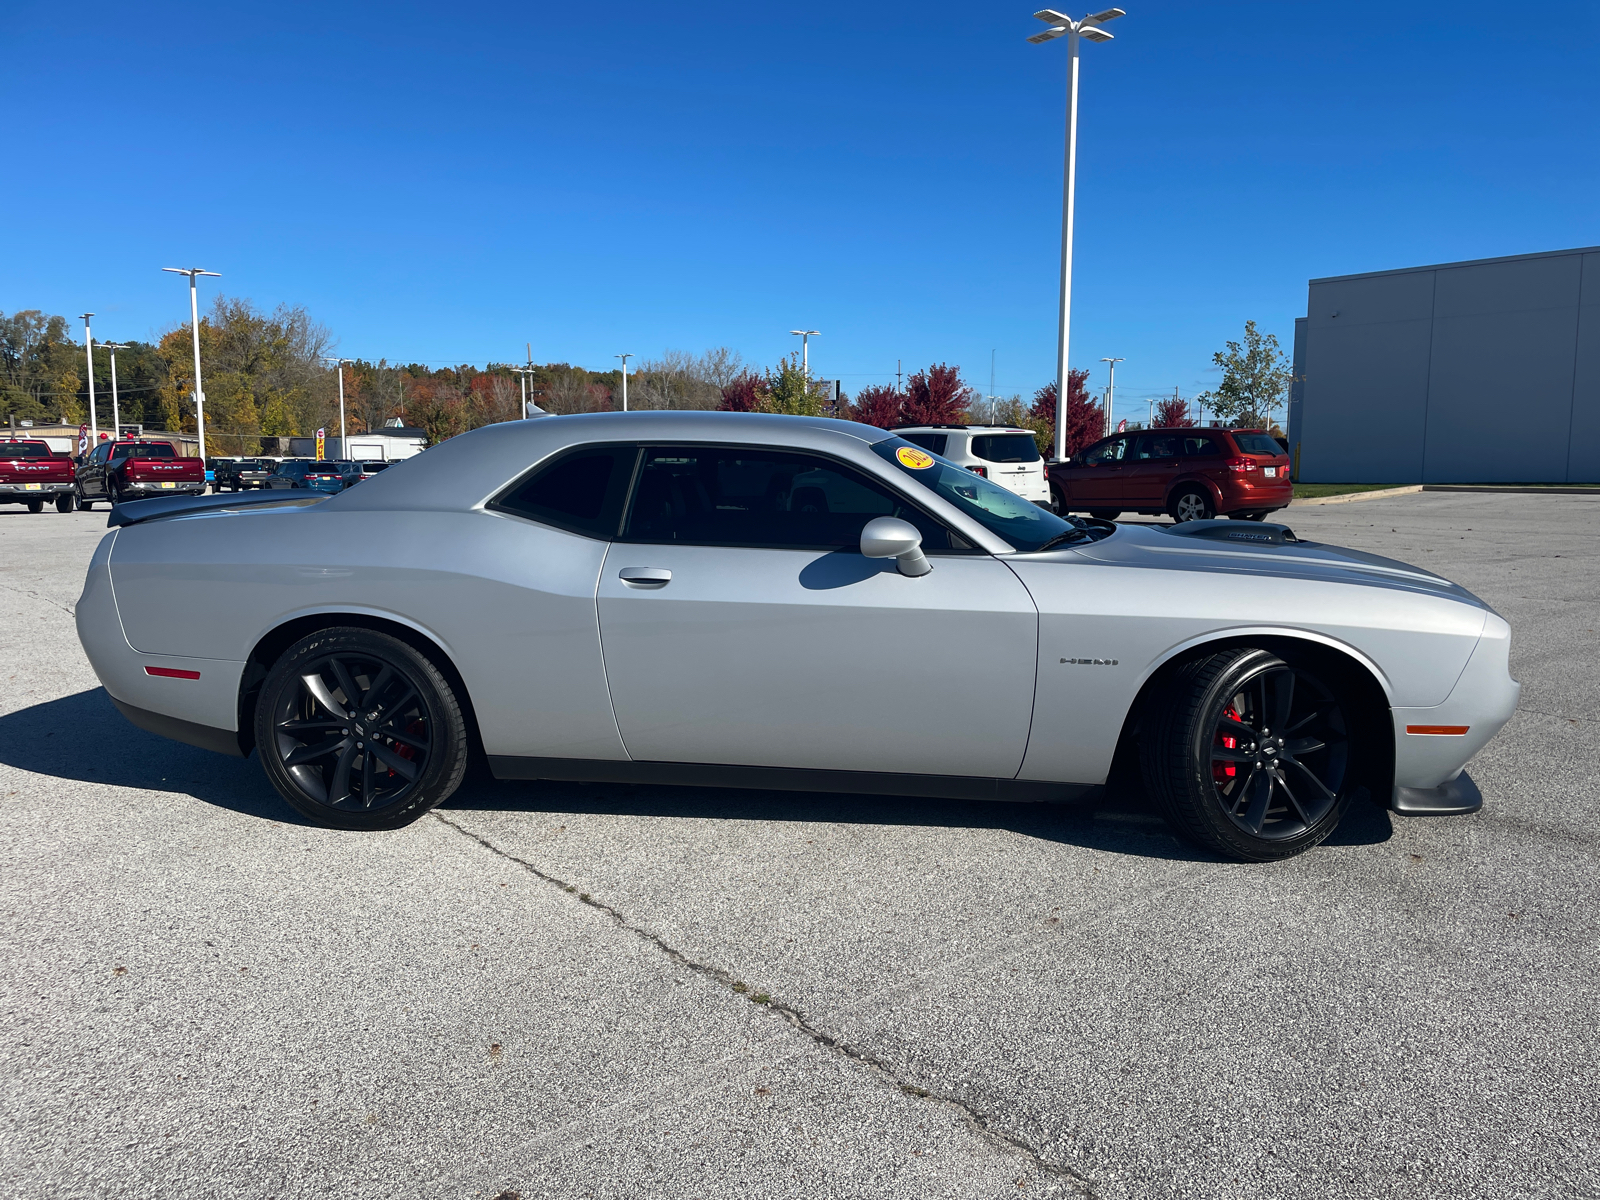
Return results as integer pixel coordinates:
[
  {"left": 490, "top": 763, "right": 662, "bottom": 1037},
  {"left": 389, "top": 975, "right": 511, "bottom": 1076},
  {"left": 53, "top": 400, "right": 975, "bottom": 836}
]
[{"left": 266, "top": 460, "right": 361, "bottom": 494}]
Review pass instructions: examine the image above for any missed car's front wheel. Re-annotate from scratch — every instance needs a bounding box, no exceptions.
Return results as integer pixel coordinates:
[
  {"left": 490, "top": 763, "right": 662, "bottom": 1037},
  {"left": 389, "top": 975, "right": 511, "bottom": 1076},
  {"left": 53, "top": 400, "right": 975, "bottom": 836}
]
[
  {"left": 255, "top": 627, "right": 470, "bottom": 830},
  {"left": 1169, "top": 487, "right": 1214, "bottom": 523},
  {"left": 76, "top": 488, "right": 93, "bottom": 511},
  {"left": 1142, "top": 648, "right": 1354, "bottom": 861}
]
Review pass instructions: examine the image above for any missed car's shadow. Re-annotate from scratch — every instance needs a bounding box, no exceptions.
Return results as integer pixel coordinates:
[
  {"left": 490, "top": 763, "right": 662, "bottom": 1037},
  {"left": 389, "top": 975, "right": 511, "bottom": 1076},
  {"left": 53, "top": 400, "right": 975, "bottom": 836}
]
[{"left": 0, "top": 688, "right": 1394, "bottom": 858}]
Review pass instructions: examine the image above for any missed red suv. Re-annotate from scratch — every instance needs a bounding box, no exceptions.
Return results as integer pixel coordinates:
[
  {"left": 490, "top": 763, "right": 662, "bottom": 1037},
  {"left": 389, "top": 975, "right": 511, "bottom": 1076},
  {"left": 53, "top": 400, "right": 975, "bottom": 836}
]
[{"left": 1048, "top": 427, "right": 1292, "bottom": 523}]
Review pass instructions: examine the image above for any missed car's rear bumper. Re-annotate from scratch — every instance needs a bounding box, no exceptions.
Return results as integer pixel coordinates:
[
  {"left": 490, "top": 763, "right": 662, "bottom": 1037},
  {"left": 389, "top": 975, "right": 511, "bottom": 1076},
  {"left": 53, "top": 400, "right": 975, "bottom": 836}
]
[
  {"left": 0, "top": 482, "right": 73, "bottom": 497},
  {"left": 1216, "top": 481, "right": 1293, "bottom": 512},
  {"left": 120, "top": 482, "right": 208, "bottom": 497}
]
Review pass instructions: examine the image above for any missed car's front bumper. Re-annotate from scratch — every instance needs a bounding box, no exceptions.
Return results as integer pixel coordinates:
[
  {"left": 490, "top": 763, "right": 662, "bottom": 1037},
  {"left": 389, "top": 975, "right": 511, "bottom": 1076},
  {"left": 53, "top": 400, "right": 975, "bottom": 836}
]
[{"left": 1390, "top": 611, "right": 1520, "bottom": 806}]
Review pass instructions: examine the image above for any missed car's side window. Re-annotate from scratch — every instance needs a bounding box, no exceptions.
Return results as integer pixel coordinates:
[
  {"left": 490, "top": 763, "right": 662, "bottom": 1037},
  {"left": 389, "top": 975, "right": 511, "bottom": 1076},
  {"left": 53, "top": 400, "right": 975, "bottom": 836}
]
[
  {"left": 93, "top": 444, "right": 112, "bottom": 463},
  {"left": 620, "top": 446, "right": 962, "bottom": 552},
  {"left": 491, "top": 445, "right": 640, "bottom": 538},
  {"left": 1182, "top": 435, "right": 1221, "bottom": 458},
  {"left": 900, "top": 433, "right": 948, "bottom": 456},
  {"left": 1134, "top": 434, "right": 1182, "bottom": 460},
  {"left": 1081, "top": 438, "right": 1126, "bottom": 466}
]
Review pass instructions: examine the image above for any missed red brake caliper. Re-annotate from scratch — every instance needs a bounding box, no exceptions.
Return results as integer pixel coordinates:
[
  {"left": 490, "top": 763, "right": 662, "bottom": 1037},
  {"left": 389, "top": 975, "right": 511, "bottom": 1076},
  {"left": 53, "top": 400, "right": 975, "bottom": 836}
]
[
  {"left": 387, "top": 719, "right": 425, "bottom": 778},
  {"left": 1213, "top": 703, "right": 1240, "bottom": 785}
]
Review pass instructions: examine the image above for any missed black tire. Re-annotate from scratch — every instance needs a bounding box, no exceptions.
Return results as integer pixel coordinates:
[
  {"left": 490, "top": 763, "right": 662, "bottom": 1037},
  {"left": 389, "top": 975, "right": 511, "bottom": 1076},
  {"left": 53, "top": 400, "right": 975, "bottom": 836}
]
[
  {"left": 1088, "top": 508, "right": 1121, "bottom": 520},
  {"left": 1169, "top": 487, "right": 1214, "bottom": 523},
  {"left": 77, "top": 490, "right": 94, "bottom": 511},
  {"left": 56, "top": 492, "right": 74, "bottom": 513},
  {"left": 254, "top": 627, "right": 469, "bottom": 830},
  {"left": 1141, "top": 648, "right": 1354, "bottom": 861},
  {"left": 26, "top": 499, "right": 43, "bottom": 513},
  {"left": 1233, "top": 511, "right": 1269, "bottom": 522},
  {"left": 1049, "top": 484, "right": 1067, "bottom": 516}
]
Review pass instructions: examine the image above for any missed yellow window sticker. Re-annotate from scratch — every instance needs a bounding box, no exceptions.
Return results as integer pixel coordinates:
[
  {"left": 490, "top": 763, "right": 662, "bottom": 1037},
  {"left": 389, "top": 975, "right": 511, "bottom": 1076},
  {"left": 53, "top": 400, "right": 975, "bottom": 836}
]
[{"left": 896, "top": 446, "right": 935, "bottom": 470}]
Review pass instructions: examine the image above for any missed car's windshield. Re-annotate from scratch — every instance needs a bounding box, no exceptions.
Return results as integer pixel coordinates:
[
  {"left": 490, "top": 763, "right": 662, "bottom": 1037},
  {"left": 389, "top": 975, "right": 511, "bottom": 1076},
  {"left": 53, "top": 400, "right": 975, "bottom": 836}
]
[
  {"left": 0, "top": 442, "right": 52, "bottom": 459},
  {"left": 871, "top": 437, "right": 1091, "bottom": 552}
]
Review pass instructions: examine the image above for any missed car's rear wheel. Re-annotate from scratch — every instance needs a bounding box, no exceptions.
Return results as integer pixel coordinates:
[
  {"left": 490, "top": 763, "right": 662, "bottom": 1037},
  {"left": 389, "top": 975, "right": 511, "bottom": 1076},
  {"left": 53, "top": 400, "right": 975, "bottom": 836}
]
[
  {"left": 56, "top": 493, "right": 74, "bottom": 513},
  {"left": 26, "top": 499, "right": 43, "bottom": 513},
  {"left": 1142, "top": 648, "right": 1353, "bottom": 861},
  {"left": 1088, "top": 508, "right": 1121, "bottom": 520},
  {"left": 255, "top": 627, "right": 469, "bottom": 831},
  {"left": 1233, "top": 510, "right": 1270, "bottom": 521},
  {"left": 1169, "top": 487, "right": 1214, "bottom": 523}
]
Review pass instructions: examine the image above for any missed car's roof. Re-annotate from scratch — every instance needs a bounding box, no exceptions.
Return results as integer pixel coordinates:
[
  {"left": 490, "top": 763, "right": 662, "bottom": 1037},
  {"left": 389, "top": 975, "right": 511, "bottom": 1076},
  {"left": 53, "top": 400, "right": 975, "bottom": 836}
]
[
  {"left": 893, "top": 424, "right": 1030, "bottom": 433},
  {"left": 332, "top": 411, "right": 894, "bottom": 514}
]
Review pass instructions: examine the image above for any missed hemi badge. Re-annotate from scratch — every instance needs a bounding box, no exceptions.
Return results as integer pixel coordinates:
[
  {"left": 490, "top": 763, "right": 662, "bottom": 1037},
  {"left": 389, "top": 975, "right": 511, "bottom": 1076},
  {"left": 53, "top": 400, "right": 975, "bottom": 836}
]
[
  {"left": 145, "top": 666, "right": 201, "bottom": 680},
  {"left": 1405, "top": 725, "right": 1469, "bottom": 736}
]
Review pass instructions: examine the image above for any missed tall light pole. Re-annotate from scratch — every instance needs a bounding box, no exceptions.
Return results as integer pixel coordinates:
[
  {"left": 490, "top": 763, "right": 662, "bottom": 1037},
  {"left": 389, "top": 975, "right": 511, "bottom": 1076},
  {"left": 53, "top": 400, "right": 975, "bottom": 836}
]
[
  {"left": 789, "top": 330, "right": 820, "bottom": 378},
  {"left": 1099, "top": 355, "right": 1123, "bottom": 437},
  {"left": 615, "top": 354, "right": 632, "bottom": 411},
  {"left": 1027, "top": 7, "right": 1125, "bottom": 460},
  {"left": 102, "top": 342, "right": 130, "bottom": 436},
  {"left": 328, "top": 357, "right": 355, "bottom": 449},
  {"left": 511, "top": 367, "right": 534, "bottom": 416},
  {"left": 80, "top": 314, "right": 97, "bottom": 446},
  {"left": 162, "top": 267, "right": 221, "bottom": 461}
]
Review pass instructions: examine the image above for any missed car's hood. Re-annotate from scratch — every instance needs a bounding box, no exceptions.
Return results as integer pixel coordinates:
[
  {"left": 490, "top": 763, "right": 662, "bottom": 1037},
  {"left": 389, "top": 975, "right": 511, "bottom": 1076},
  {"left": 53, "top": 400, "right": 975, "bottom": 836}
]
[{"left": 1058, "top": 522, "right": 1488, "bottom": 607}]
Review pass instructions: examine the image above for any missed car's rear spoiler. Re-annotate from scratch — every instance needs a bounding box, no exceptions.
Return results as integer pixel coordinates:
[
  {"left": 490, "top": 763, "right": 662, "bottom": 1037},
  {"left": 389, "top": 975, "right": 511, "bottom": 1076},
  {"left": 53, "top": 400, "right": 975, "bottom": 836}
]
[
  {"left": 1164, "top": 519, "right": 1300, "bottom": 545},
  {"left": 106, "top": 490, "right": 327, "bottom": 528}
]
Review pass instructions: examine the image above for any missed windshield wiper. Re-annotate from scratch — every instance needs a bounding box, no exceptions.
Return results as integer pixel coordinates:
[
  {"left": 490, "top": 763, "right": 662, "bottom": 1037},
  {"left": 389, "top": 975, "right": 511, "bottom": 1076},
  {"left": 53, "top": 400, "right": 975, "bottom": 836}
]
[{"left": 1031, "top": 528, "right": 1093, "bottom": 553}]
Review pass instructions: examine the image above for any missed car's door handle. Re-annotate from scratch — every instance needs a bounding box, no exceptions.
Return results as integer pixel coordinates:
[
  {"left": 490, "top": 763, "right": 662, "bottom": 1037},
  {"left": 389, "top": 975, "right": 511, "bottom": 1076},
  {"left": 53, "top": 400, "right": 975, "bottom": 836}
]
[{"left": 618, "top": 567, "right": 672, "bottom": 588}]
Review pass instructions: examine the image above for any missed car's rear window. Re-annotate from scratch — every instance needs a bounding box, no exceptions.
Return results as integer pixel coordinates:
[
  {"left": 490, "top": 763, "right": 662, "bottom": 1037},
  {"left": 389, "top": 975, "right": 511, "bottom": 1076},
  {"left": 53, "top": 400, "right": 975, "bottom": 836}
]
[
  {"left": 1231, "top": 433, "right": 1283, "bottom": 456},
  {"left": 970, "top": 434, "right": 1041, "bottom": 464},
  {"left": 360, "top": 462, "right": 390, "bottom": 472},
  {"left": 899, "top": 433, "right": 948, "bottom": 456},
  {"left": 115, "top": 442, "right": 176, "bottom": 459},
  {"left": 0, "top": 442, "right": 52, "bottom": 459}
]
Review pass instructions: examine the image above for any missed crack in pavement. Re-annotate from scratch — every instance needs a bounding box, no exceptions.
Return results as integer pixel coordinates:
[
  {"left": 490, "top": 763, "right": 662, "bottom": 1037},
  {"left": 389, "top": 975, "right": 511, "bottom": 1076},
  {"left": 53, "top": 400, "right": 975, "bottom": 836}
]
[
  {"left": 432, "top": 810, "right": 1098, "bottom": 1197},
  {"left": 0, "top": 580, "right": 76, "bottom": 617}
]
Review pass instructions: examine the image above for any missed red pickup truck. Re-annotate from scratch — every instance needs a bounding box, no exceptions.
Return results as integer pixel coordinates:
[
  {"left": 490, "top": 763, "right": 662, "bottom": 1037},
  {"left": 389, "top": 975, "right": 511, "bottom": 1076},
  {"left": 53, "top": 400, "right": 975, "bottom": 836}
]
[
  {"left": 0, "top": 440, "right": 77, "bottom": 512},
  {"left": 76, "top": 439, "right": 207, "bottom": 510}
]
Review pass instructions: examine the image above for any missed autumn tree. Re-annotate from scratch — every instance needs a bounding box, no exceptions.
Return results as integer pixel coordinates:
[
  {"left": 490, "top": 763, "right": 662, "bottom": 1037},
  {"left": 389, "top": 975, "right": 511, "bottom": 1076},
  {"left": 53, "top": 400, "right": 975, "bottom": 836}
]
[
  {"left": 1154, "top": 395, "right": 1195, "bottom": 428},
  {"left": 848, "top": 384, "right": 903, "bottom": 428},
  {"left": 1030, "top": 368, "right": 1100, "bottom": 456},
  {"left": 719, "top": 371, "right": 767, "bottom": 412},
  {"left": 1198, "top": 320, "right": 1292, "bottom": 428},
  {"left": 901, "top": 364, "right": 972, "bottom": 426}
]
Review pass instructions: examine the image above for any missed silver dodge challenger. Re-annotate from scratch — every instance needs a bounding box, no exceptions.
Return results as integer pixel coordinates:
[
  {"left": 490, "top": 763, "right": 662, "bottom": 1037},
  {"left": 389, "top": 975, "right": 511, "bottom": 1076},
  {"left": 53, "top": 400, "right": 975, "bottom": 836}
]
[{"left": 76, "top": 412, "right": 1519, "bottom": 861}]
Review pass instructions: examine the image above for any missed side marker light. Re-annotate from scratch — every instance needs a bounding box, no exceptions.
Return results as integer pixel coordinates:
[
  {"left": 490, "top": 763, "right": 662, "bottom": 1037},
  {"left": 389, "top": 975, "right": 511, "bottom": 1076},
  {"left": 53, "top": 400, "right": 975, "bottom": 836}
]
[
  {"left": 1405, "top": 725, "right": 1469, "bottom": 736},
  {"left": 145, "top": 666, "right": 201, "bottom": 680}
]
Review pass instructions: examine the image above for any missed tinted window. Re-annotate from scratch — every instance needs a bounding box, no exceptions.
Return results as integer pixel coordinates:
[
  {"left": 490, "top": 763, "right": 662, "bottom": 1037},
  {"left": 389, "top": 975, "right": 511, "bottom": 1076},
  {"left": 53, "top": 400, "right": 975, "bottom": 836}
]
[
  {"left": 494, "top": 445, "right": 638, "bottom": 538},
  {"left": 872, "top": 438, "right": 1088, "bottom": 553},
  {"left": 0, "top": 442, "right": 50, "bottom": 459},
  {"left": 970, "top": 434, "right": 1041, "bottom": 463},
  {"left": 1080, "top": 438, "right": 1127, "bottom": 466},
  {"left": 115, "top": 442, "right": 175, "bottom": 459},
  {"left": 1231, "top": 433, "right": 1283, "bottom": 456},
  {"left": 1182, "top": 435, "right": 1222, "bottom": 457},
  {"left": 900, "top": 433, "right": 948, "bottom": 456},
  {"left": 274, "top": 461, "right": 311, "bottom": 478},
  {"left": 623, "top": 446, "right": 958, "bottom": 551},
  {"left": 93, "top": 444, "right": 112, "bottom": 463},
  {"left": 1132, "top": 434, "right": 1183, "bottom": 460}
]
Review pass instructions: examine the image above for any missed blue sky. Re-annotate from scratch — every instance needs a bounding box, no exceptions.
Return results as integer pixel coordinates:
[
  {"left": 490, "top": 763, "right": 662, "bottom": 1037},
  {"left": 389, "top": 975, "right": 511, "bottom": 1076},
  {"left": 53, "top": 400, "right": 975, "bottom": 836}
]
[{"left": 5, "top": 1, "right": 1597, "bottom": 424}]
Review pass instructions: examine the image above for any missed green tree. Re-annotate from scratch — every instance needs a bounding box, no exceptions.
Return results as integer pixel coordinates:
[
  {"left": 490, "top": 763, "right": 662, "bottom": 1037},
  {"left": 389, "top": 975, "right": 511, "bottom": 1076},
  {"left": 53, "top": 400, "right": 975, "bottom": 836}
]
[
  {"left": 758, "top": 355, "right": 827, "bottom": 416},
  {"left": 1197, "top": 320, "right": 1293, "bottom": 428}
]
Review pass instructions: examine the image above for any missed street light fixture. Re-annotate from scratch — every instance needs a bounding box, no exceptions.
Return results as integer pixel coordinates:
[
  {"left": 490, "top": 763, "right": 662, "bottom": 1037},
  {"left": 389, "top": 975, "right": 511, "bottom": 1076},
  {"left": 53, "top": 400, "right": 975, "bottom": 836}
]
[
  {"left": 162, "top": 267, "right": 221, "bottom": 461},
  {"left": 101, "top": 342, "right": 131, "bottom": 436},
  {"left": 615, "top": 353, "right": 632, "bottom": 411},
  {"left": 789, "top": 330, "right": 820, "bottom": 378},
  {"left": 1099, "top": 356, "right": 1123, "bottom": 437},
  {"left": 1027, "top": 6, "right": 1126, "bottom": 460},
  {"left": 79, "top": 314, "right": 97, "bottom": 447}
]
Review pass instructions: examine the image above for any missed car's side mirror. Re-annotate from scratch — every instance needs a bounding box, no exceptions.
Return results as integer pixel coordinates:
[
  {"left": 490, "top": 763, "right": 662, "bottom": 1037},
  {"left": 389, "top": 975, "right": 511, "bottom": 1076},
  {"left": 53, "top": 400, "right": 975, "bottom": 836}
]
[{"left": 860, "top": 517, "right": 932, "bottom": 577}]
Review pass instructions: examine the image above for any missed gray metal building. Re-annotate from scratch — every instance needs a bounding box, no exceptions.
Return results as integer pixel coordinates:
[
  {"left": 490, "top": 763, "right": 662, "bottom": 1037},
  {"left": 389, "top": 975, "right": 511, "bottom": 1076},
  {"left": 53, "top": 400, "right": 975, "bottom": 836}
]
[{"left": 1288, "top": 245, "right": 1599, "bottom": 483}]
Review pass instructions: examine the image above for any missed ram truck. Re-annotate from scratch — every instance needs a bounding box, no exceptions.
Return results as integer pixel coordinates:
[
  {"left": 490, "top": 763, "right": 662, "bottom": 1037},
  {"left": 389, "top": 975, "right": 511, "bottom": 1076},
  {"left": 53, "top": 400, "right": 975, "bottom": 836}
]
[
  {"left": 0, "top": 440, "right": 76, "bottom": 512},
  {"left": 76, "top": 440, "right": 207, "bottom": 510}
]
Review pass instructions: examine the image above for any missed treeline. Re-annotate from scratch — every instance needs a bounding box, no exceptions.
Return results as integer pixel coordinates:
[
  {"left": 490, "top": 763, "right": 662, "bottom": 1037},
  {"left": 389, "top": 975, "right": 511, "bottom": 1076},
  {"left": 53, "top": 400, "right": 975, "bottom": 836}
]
[{"left": 4, "top": 295, "right": 1183, "bottom": 457}]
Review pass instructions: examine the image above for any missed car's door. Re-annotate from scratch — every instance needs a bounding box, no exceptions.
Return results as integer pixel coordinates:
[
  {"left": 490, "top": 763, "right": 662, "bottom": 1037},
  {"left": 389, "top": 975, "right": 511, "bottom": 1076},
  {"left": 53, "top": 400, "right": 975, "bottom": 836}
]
[
  {"left": 1123, "top": 432, "right": 1185, "bottom": 507},
  {"left": 84, "top": 443, "right": 112, "bottom": 497},
  {"left": 596, "top": 443, "right": 1039, "bottom": 778},
  {"left": 1065, "top": 436, "right": 1129, "bottom": 505}
]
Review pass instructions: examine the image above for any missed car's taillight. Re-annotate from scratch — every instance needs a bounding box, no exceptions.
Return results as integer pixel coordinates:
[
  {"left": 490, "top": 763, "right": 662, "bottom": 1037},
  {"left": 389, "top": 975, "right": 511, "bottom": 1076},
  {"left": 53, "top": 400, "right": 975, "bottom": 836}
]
[
  {"left": 968, "top": 465, "right": 988, "bottom": 478},
  {"left": 1226, "top": 457, "right": 1256, "bottom": 473}
]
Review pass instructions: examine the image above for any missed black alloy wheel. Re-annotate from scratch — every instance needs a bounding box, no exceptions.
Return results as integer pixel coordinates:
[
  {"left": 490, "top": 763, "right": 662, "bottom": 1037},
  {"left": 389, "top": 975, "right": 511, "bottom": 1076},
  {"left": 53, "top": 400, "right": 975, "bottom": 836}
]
[
  {"left": 55, "top": 492, "right": 74, "bottom": 513},
  {"left": 1143, "top": 647, "right": 1353, "bottom": 861},
  {"left": 255, "top": 627, "right": 469, "bottom": 830},
  {"left": 1169, "top": 487, "right": 1214, "bottom": 523}
]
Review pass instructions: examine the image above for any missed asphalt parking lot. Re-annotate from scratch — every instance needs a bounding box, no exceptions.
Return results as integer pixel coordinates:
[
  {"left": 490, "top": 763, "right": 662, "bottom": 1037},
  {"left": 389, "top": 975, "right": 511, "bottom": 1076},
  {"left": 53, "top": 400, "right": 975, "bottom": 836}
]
[{"left": 2, "top": 491, "right": 1596, "bottom": 1200}]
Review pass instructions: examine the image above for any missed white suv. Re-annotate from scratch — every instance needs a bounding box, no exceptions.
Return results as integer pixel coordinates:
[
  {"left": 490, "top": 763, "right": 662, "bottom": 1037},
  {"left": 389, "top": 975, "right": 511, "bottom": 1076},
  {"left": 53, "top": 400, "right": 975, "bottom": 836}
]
[{"left": 892, "top": 425, "right": 1051, "bottom": 507}]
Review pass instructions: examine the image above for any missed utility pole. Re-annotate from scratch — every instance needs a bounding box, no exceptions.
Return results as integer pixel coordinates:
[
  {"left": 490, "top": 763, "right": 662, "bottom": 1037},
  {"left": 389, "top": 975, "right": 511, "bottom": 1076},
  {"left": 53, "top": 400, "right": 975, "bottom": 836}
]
[
  {"left": 1147, "top": 397, "right": 1154, "bottom": 428},
  {"left": 80, "top": 314, "right": 97, "bottom": 446},
  {"left": 990, "top": 349, "right": 997, "bottom": 422},
  {"left": 896, "top": 360, "right": 902, "bottom": 394},
  {"left": 329, "top": 358, "right": 354, "bottom": 450},
  {"left": 526, "top": 342, "right": 536, "bottom": 415},
  {"left": 1027, "top": 6, "right": 1126, "bottom": 460},
  {"left": 162, "top": 267, "right": 221, "bottom": 461},
  {"left": 615, "top": 354, "right": 632, "bottom": 412},
  {"left": 789, "top": 330, "right": 820, "bottom": 378},
  {"left": 103, "top": 342, "right": 129, "bottom": 435},
  {"left": 1099, "top": 356, "right": 1123, "bottom": 438}
]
